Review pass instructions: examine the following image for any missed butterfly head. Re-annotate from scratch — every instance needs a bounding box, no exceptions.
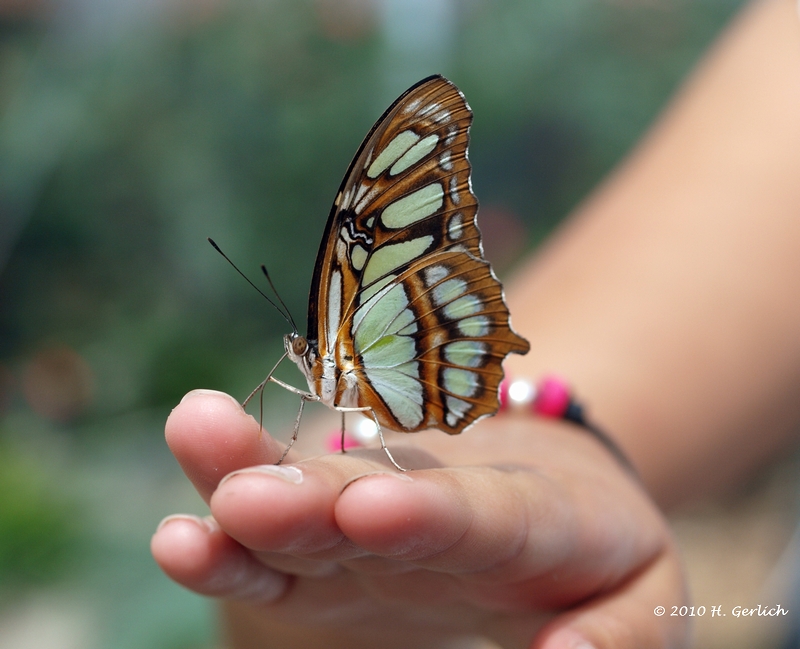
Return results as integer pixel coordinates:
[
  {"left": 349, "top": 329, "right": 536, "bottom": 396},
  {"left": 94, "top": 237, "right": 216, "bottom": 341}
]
[
  {"left": 283, "top": 331, "right": 321, "bottom": 394},
  {"left": 285, "top": 333, "right": 309, "bottom": 362},
  {"left": 284, "top": 331, "right": 320, "bottom": 385}
]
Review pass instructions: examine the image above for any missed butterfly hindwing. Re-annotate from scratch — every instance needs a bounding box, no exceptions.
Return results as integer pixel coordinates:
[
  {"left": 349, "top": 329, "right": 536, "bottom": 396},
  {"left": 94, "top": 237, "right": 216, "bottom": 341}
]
[{"left": 307, "top": 75, "right": 529, "bottom": 435}]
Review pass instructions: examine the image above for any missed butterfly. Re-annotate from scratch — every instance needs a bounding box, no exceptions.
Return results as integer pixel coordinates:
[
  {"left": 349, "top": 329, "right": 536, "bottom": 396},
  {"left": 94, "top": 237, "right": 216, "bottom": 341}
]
[{"left": 251, "top": 75, "right": 530, "bottom": 470}]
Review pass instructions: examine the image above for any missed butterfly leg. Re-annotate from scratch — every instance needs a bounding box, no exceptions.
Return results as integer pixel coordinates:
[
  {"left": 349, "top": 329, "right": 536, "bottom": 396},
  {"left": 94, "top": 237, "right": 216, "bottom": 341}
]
[
  {"left": 332, "top": 406, "right": 406, "bottom": 472},
  {"left": 258, "top": 377, "right": 320, "bottom": 466},
  {"left": 340, "top": 411, "right": 347, "bottom": 454},
  {"left": 243, "top": 353, "right": 320, "bottom": 406},
  {"left": 242, "top": 351, "right": 289, "bottom": 408},
  {"left": 239, "top": 352, "right": 321, "bottom": 464},
  {"left": 370, "top": 411, "right": 406, "bottom": 472},
  {"left": 243, "top": 365, "right": 284, "bottom": 441},
  {"left": 268, "top": 376, "right": 318, "bottom": 400},
  {"left": 276, "top": 394, "right": 313, "bottom": 465}
]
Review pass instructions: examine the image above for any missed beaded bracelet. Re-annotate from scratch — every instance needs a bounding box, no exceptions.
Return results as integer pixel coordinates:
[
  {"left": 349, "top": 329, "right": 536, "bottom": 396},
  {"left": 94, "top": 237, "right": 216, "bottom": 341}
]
[
  {"left": 500, "top": 375, "right": 637, "bottom": 476},
  {"left": 324, "top": 375, "right": 637, "bottom": 477}
]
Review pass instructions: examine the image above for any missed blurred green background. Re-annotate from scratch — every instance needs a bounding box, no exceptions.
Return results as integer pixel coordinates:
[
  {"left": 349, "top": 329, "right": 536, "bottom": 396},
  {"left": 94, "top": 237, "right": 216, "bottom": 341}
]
[{"left": 0, "top": 0, "right": 746, "bottom": 647}]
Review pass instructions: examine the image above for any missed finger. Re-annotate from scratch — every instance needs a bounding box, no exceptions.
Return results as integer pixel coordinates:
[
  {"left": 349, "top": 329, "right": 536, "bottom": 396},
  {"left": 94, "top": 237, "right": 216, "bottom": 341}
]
[
  {"left": 530, "top": 544, "right": 689, "bottom": 649},
  {"left": 166, "top": 390, "right": 288, "bottom": 501},
  {"left": 152, "top": 515, "right": 414, "bottom": 628},
  {"left": 150, "top": 514, "right": 289, "bottom": 601},
  {"left": 335, "top": 464, "right": 667, "bottom": 608},
  {"left": 209, "top": 450, "right": 441, "bottom": 560}
]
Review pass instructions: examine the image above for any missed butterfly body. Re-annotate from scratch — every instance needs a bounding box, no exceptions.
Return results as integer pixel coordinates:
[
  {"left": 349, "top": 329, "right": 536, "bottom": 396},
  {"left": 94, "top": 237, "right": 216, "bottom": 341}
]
[{"left": 278, "top": 75, "right": 529, "bottom": 453}]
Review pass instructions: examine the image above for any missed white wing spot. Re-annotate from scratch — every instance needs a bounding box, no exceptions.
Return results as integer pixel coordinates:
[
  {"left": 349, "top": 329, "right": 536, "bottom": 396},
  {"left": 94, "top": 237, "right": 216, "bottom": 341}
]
[
  {"left": 449, "top": 175, "right": 461, "bottom": 205},
  {"left": 390, "top": 134, "right": 439, "bottom": 176},
  {"left": 351, "top": 244, "right": 368, "bottom": 271},
  {"left": 355, "top": 185, "right": 380, "bottom": 215},
  {"left": 404, "top": 98, "right": 422, "bottom": 114},
  {"left": 367, "top": 130, "right": 419, "bottom": 179},
  {"left": 432, "top": 109, "right": 451, "bottom": 124},
  {"left": 424, "top": 265, "right": 449, "bottom": 286},
  {"left": 354, "top": 183, "right": 369, "bottom": 206},
  {"left": 443, "top": 367, "right": 480, "bottom": 398},
  {"left": 444, "top": 126, "right": 458, "bottom": 145},
  {"left": 381, "top": 183, "right": 444, "bottom": 229},
  {"left": 340, "top": 187, "right": 354, "bottom": 211},
  {"left": 458, "top": 315, "right": 490, "bottom": 337},
  {"left": 448, "top": 213, "right": 463, "bottom": 240},
  {"left": 445, "top": 395, "right": 471, "bottom": 427},
  {"left": 362, "top": 235, "right": 434, "bottom": 286},
  {"left": 433, "top": 278, "right": 467, "bottom": 307},
  {"left": 418, "top": 102, "right": 441, "bottom": 117},
  {"left": 439, "top": 151, "right": 453, "bottom": 171},
  {"left": 327, "top": 269, "right": 342, "bottom": 352},
  {"left": 366, "top": 216, "right": 375, "bottom": 228},
  {"left": 336, "top": 228, "right": 348, "bottom": 259},
  {"left": 444, "top": 294, "right": 482, "bottom": 320},
  {"left": 444, "top": 340, "right": 488, "bottom": 368}
]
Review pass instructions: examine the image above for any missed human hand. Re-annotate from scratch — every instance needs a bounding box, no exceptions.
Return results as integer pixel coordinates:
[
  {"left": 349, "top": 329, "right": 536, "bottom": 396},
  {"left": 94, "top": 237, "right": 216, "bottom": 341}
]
[{"left": 151, "top": 389, "right": 689, "bottom": 649}]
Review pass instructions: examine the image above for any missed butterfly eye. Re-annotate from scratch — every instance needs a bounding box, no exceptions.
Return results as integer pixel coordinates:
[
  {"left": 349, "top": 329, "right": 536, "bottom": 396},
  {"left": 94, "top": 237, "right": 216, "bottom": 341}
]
[{"left": 292, "top": 336, "right": 309, "bottom": 356}]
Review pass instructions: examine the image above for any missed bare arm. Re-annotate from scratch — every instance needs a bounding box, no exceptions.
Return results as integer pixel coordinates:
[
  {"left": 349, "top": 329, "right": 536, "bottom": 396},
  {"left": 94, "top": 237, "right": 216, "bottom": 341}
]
[
  {"left": 505, "top": 0, "right": 800, "bottom": 508},
  {"left": 153, "top": 3, "right": 800, "bottom": 648}
]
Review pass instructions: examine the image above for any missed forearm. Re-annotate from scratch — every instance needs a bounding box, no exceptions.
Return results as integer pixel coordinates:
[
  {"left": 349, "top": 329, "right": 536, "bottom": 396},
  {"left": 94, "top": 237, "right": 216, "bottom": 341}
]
[{"left": 505, "top": 0, "right": 800, "bottom": 509}]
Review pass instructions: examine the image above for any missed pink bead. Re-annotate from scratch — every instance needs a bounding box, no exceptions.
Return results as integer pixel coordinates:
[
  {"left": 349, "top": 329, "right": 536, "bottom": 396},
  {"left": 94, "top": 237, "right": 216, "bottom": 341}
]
[
  {"left": 325, "top": 430, "right": 363, "bottom": 452},
  {"left": 498, "top": 378, "right": 510, "bottom": 411},
  {"left": 533, "top": 376, "right": 571, "bottom": 418}
]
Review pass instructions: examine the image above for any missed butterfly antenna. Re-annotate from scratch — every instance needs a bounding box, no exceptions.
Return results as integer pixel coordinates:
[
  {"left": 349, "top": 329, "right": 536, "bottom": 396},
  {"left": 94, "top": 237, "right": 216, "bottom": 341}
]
[
  {"left": 261, "top": 264, "right": 298, "bottom": 334},
  {"left": 207, "top": 238, "right": 295, "bottom": 331}
]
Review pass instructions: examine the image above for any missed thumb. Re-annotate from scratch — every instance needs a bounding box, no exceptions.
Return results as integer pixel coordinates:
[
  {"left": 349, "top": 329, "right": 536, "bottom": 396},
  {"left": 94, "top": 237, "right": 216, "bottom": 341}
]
[{"left": 531, "top": 546, "right": 689, "bottom": 649}]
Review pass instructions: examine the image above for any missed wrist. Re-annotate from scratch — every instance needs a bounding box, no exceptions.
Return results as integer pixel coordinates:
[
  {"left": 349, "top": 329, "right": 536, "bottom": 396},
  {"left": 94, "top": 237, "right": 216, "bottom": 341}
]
[{"left": 499, "top": 375, "right": 639, "bottom": 479}]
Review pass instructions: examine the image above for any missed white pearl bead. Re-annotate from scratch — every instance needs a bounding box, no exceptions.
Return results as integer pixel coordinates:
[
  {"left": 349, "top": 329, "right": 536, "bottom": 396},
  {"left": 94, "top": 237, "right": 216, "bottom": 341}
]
[{"left": 508, "top": 379, "right": 537, "bottom": 407}]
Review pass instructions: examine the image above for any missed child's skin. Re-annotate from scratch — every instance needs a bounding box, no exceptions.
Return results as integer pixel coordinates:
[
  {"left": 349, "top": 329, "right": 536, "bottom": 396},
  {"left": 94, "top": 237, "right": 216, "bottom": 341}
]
[{"left": 151, "top": 2, "right": 800, "bottom": 647}]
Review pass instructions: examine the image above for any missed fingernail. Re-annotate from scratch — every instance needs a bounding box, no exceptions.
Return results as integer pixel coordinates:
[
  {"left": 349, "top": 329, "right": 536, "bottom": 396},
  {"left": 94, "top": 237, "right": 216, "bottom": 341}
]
[
  {"left": 180, "top": 389, "right": 243, "bottom": 408},
  {"left": 219, "top": 464, "right": 304, "bottom": 488},
  {"left": 342, "top": 471, "right": 413, "bottom": 491},
  {"left": 156, "top": 513, "right": 215, "bottom": 534}
]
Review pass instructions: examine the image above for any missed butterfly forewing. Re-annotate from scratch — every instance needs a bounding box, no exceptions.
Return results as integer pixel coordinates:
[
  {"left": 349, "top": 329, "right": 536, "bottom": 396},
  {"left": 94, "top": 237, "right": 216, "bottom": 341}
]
[{"left": 307, "top": 75, "right": 529, "bottom": 435}]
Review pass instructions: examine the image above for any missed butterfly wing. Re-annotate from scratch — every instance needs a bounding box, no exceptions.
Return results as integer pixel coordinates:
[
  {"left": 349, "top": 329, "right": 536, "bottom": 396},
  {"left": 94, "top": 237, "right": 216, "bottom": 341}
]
[{"left": 308, "top": 75, "right": 529, "bottom": 434}]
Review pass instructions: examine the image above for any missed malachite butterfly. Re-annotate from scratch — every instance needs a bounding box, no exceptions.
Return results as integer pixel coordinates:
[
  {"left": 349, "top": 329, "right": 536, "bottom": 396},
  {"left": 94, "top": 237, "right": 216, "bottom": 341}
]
[{"left": 251, "top": 75, "right": 530, "bottom": 470}]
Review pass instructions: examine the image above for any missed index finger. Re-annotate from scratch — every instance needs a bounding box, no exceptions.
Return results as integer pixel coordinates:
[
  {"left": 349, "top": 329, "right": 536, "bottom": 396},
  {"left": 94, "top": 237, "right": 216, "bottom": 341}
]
[{"left": 165, "top": 389, "right": 287, "bottom": 502}]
